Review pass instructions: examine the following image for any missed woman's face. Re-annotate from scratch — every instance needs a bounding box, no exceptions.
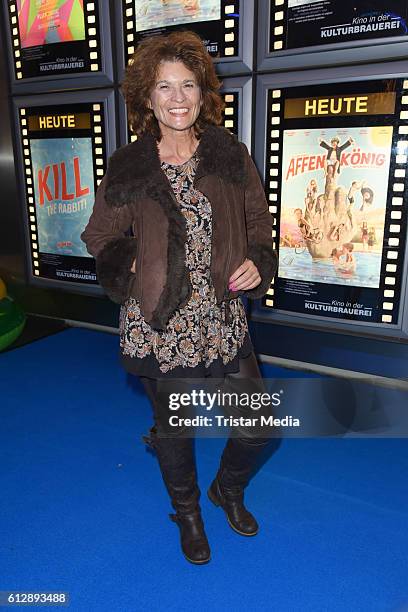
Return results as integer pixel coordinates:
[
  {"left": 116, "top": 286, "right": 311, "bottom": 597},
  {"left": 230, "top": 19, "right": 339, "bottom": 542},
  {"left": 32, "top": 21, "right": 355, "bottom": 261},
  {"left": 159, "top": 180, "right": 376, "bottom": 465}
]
[{"left": 149, "top": 60, "right": 202, "bottom": 136}]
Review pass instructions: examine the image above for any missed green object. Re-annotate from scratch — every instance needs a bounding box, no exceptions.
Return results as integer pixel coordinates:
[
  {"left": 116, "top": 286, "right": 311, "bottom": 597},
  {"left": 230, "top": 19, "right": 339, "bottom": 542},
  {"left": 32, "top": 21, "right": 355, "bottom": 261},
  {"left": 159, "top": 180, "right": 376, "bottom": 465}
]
[
  {"left": 0, "top": 297, "right": 26, "bottom": 351},
  {"left": 0, "top": 277, "right": 6, "bottom": 299}
]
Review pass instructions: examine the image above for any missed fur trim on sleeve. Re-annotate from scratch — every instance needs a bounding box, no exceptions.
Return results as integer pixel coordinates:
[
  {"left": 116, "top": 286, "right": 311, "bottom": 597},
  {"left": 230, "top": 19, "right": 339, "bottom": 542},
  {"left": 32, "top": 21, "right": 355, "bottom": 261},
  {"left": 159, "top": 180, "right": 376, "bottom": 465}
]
[
  {"left": 243, "top": 243, "right": 278, "bottom": 300},
  {"left": 95, "top": 236, "right": 138, "bottom": 304}
]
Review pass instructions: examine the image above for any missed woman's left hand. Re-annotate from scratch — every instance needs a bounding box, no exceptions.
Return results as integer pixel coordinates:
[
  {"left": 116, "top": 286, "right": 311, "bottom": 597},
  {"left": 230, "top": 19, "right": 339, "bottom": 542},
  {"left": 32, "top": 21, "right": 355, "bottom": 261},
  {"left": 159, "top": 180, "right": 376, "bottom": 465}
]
[{"left": 228, "top": 259, "right": 261, "bottom": 291}]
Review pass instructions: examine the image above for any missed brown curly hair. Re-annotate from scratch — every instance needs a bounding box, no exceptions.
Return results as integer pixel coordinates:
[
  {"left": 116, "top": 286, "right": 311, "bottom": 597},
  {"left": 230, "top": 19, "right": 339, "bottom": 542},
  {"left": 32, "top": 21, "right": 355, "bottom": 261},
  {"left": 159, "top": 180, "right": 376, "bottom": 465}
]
[{"left": 121, "top": 31, "right": 224, "bottom": 139}]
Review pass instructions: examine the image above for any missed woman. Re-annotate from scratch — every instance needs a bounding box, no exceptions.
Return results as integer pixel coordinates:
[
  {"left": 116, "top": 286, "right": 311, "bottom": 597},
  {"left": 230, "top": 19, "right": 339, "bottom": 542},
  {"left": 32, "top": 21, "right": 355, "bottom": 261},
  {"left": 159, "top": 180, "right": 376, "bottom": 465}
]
[
  {"left": 361, "top": 221, "right": 369, "bottom": 250},
  {"left": 368, "top": 227, "right": 377, "bottom": 251},
  {"left": 81, "top": 31, "right": 277, "bottom": 565}
]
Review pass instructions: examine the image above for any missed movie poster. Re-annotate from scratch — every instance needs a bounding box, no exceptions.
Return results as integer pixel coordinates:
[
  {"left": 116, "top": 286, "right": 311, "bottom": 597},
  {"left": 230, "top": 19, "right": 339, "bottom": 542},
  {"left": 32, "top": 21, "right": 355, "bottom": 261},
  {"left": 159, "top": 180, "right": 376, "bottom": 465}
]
[
  {"left": 14, "top": 0, "right": 97, "bottom": 78},
  {"left": 31, "top": 138, "right": 94, "bottom": 259},
  {"left": 268, "top": 79, "right": 407, "bottom": 324},
  {"left": 279, "top": 125, "right": 392, "bottom": 289},
  {"left": 18, "top": 0, "right": 85, "bottom": 48},
  {"left": 271, "top": 0, "right": 408, "bottom": 52},
  {"left": 135, "top": 0, "right": 220, "bottom": 32},
  {"left": 127, "top": 0, "right": 236, "bottom": 60},
  {"left": 23, "top": 104, "right": 100, "bottom": 284}
]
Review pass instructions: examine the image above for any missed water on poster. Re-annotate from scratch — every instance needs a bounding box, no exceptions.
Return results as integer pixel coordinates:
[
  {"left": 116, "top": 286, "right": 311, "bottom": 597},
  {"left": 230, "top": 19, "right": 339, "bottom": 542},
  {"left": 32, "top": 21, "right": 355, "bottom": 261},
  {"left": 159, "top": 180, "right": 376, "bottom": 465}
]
[{"left": 135, "top": 0, "right": 220, "bottom": 32}]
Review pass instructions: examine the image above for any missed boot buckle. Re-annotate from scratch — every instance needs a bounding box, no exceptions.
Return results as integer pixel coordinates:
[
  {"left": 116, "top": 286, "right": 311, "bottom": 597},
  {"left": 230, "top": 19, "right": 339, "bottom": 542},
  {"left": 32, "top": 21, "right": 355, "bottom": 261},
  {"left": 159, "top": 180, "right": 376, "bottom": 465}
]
[{"left": 142, "top": 425, "right": 158, "bottom": 449}]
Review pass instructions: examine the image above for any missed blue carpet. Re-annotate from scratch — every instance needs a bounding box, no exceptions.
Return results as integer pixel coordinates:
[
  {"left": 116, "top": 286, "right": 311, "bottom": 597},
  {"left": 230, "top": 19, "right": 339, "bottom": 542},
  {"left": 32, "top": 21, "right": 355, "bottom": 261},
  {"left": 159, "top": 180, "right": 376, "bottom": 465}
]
[{"left": 0, "top": 328, "right": 407, "bottom": 612}]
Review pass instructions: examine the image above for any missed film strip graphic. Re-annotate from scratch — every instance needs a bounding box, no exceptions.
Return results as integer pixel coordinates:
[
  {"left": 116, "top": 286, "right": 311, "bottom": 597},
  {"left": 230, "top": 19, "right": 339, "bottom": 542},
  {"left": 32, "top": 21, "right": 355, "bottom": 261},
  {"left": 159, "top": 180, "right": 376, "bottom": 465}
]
[
  {"left": 263, "top": 88, "right": 282, "bottom": 307},
  {"left": 379, "top": 80, "right": 408, "bottom": 324},
  {"left": 18, "top": 103, "right": 107, "bottom": 278},
  {"left": 84, "top": 0, "right": 102, "bottom": 72},
  {"left": 270, "top": 0, "right": 286, "bottom": 52},
  {"left": 122, "top": 0, "right": 240, "bottom": 65},
  {"left": 127, "top": 91, "right": 239, "bottom": 142},
  {"left": 222, "top": 91, "right": 239, "bottom": 135},
  {"left": 90, "top": 103, "right": 107, "bottom": 187},
  {"left": 8, "top": 0, "right": 25, "bottom": 80},
  {"left": 7, "top": 0, "right": 101, "bottom": 79},
  {"left": 263, "top": 81, "right": 408, "bottom": 325}
]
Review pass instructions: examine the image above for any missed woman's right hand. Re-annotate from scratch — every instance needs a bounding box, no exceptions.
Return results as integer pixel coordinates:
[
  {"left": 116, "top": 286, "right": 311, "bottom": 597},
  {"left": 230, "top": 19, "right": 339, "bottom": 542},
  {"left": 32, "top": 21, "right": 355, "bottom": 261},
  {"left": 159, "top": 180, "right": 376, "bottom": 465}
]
[{"left": 130, "top": 259, "right": 136, "bottom": 273}]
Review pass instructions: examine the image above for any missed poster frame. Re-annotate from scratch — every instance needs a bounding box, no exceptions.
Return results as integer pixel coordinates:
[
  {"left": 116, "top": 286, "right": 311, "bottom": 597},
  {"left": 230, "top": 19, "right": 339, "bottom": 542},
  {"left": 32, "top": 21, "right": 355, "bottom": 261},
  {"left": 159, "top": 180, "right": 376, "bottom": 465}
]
[
  {"left": 252, "top": 61, "right": 408, "bottom": 341},
  {"left": 2, "top": 0, "right": 114, "bottom": 94},
  {"left": 114, "top": 0, "right": 254, "bottom": 81},
  {"left": 12, "top": 89, "right": 117, "bottom": 298},
  {"left": 257, "top": 0, "right": 408, "bottom": 73}
]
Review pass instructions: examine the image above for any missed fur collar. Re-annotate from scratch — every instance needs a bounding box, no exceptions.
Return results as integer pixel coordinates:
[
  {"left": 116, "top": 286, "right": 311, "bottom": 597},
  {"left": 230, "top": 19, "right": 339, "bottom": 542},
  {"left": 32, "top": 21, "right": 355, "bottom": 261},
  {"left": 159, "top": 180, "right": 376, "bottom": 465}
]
[{"left": 104, "top": 124, "right": 246, "bottom": 208}]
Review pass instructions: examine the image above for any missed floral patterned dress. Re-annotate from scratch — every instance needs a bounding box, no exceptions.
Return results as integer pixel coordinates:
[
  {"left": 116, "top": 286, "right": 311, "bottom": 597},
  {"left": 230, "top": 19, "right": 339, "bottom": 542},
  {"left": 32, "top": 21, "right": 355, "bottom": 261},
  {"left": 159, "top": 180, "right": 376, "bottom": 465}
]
[{"left": 119, "top": 152, "right": 253, "bottom": 378}]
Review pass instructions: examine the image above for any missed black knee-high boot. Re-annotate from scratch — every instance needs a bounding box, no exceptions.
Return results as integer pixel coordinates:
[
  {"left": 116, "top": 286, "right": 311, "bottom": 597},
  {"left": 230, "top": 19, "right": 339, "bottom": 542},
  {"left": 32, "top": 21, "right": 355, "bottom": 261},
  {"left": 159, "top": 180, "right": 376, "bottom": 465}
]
[
  {"left": 208, "top": 352, "right": 271, "bottom": 535},
  {"left": 143, "top": 425, "right": 211, "bottom": 564},
  {"left": 208, "top": 436, "right": 270, "bottom": 536}
]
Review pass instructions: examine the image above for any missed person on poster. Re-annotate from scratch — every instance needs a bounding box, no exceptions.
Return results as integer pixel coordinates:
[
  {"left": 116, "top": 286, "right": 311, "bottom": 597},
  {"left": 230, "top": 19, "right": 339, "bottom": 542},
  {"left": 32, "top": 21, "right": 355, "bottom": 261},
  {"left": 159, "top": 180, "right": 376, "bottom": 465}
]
[
  {"left": 360, "top": 221, "right": 369, "bottom": 250},
  {"left": 331, "top": 247, "right": 342, "bottom": 265},
  {"left": 81, "top": 31, "right": 277, "bottom": 565},
  {"left": 347, "top": 181, "right": 375, "bottom": 213},
  {"left": 342, "top": 242, "right": 356, "bottom": 269},
  {"left": 294, "top": 208, "right": 323, "bottom": 244},
  {"left": 135, "top": 0, "right": 220, "bottom": 32},
  {"left": 331, "top": 243, "right": 356, "bottom": 277},
  {"left": 319, "top": 135, "right": 354, "bottom": 176},
  {"left": 360, "top": 185, "right": 374, "bottom": 212},
  {"left": 306, "top": 178, "right": 318, "bottom": 201},
  {"left": 368, "top": 227, "right": 377, "bottom": 251}
]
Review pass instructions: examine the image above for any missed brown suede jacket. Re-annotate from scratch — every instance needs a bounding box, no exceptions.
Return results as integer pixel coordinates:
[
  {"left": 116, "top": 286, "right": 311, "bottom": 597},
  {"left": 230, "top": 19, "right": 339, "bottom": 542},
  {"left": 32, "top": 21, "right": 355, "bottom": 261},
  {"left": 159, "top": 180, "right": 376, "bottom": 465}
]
[{"left": 81, "top": 124, "right": 277, "bottom": 330}]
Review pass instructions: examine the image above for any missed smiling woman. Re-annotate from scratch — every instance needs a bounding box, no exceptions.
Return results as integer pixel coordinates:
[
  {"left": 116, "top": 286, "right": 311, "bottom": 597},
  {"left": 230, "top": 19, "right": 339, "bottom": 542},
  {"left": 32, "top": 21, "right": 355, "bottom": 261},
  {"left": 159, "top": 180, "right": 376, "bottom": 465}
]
[
  {"left": 81, "top": 30, "right": 277, "bottom": 566},
  {"left": 122, "top": 30, "right": 223, "bottom": 141},
  {"left": 147, "top": 61, "right": 203, "bottom": 160}
]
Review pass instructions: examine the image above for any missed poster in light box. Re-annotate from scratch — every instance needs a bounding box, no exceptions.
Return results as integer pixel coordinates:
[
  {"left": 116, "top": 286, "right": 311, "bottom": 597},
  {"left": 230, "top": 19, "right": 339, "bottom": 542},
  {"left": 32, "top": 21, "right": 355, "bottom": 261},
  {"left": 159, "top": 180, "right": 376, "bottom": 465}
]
[
  {"left": 30, "top": 137, "right": 95, "bottom": 260},
  {"left": 125, "top": 0, "right": 238, "bottom": 61},
  {"left": 279, "top": 125, "right": 392, "bottom": 290},
  {"left": 266, "top": 78, "right": 407, "bottom": 324},
  {"left": 272, "top": 0, "right": 408, "bottom": 53},
  {"left": 18, "top": 0, "right": 86, "bottom": 48},
  {"left": 22, "top": 103, "right": 101, "bottom": 284},
  {"left": 135, "top": 0, "right": 220, "bottom": 32},
  {"left": 13, "top": 0, "right": 97, "bottom": 78}
]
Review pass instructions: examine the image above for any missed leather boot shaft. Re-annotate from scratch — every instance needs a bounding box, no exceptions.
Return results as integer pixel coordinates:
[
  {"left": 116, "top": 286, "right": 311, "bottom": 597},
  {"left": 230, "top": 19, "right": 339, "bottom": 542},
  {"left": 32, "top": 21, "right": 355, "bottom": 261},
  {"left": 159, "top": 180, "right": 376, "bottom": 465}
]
[
  {"left": 143, "top": 426, "right": 210, "bottom": 564},
  {"left": 208, "top": 436, "right": 270, "bottom": 536}
]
